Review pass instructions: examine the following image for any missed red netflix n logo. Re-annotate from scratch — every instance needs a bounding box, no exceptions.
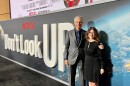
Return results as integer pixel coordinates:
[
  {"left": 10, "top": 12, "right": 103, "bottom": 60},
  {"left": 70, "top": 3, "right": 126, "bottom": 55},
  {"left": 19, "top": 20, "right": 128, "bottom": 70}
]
[{"left": 22, "top": 22, "right": 35, "bottom": 30}]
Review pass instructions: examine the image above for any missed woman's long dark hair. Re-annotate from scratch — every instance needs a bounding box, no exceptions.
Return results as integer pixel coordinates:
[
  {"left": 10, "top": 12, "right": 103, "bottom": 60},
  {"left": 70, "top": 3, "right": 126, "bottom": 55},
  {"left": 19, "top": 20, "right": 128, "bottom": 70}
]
[{"left": 85, "top": 27, "right": 99, "bottom": 42}]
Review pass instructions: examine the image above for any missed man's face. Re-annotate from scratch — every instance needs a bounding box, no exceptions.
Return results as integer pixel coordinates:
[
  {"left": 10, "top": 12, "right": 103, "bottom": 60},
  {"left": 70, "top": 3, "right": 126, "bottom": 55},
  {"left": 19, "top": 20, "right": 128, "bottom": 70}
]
[{"left": 74, "top": 17, "right": 83, "bottom": 30}]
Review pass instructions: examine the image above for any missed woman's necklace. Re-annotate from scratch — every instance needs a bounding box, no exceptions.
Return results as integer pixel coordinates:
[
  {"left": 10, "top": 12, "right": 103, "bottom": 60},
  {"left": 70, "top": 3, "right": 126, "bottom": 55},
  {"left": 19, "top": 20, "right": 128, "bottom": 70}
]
[
  {"left": 87, "top": 39, "right": 95, "bottom": 48},
  {"left": 88, "top": 42, "right": 90, "bottom": 48}
]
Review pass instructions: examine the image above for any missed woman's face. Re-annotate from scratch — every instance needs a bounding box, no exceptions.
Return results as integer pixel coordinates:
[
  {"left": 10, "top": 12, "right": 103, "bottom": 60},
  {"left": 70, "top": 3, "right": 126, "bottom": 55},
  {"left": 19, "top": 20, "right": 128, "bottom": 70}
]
[{"left": 88, "top": 29, "right": 95, "bottom": 39}]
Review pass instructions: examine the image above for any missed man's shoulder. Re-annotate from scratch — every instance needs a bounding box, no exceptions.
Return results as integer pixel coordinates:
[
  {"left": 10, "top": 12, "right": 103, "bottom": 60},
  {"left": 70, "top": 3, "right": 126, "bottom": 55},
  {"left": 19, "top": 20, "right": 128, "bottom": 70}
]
[
  {"left": 68, "top": 29, "right": 75, "bottom": 33},
  {"left": 81, "top": 29, "right": 86, "bottom": 34},
  {"left": 68, "top": 29, "right": 86, "bottom": 33},
  {"left": 82, "top": 29, "right": 86, "bottom": 32}
]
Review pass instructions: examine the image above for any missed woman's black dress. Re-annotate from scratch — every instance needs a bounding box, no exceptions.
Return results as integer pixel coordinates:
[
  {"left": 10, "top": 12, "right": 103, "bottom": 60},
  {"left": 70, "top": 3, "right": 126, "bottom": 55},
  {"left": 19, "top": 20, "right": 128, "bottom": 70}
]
[{"left": 84, "top": 41, "right": 103, "bottom": 83}]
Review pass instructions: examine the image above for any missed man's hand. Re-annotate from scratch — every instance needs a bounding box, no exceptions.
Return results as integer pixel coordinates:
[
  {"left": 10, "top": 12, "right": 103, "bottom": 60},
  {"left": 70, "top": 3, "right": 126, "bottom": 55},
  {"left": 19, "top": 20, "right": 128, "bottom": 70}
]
[
  {"left": 98, "top": 43, "right": 104, "bottom": 49},
  {"left": 64, "top": 60, "right": 69, "bottom": 67},
  {"left": 100, "top": 69, "right": 104, "bottom": 75}
]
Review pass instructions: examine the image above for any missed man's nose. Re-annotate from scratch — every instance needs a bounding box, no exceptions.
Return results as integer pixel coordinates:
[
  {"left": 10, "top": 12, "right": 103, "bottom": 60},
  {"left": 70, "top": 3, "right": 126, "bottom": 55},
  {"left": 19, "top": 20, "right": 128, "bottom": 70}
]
[{"left": 77, "top": 23, "right": 81, "bottom": 25}]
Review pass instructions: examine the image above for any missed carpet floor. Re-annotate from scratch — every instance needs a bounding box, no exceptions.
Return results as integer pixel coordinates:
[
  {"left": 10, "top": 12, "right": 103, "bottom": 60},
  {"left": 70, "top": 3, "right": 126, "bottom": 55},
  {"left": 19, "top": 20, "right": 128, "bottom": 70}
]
[{"left": 0, "top": 57, "right": 66, "bottom": 86}]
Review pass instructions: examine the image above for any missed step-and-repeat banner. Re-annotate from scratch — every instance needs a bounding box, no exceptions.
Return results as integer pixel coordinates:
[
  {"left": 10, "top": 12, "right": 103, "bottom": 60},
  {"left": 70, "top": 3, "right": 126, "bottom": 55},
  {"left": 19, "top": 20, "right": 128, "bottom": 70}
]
[
  {"left": 10, "top": 0, "right": 115, "bottom": 19},
  {"left": 1, "top": 0, "right": 130, "bottom": 86},
  {"left": 10, "top": 0, "right": 85, "bottom": 18}
]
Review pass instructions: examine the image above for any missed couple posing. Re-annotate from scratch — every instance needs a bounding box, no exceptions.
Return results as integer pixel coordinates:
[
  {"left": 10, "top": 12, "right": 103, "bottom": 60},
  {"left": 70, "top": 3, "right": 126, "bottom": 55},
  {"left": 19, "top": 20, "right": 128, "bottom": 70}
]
[{"left": 64, "top": 16, "right": 104, "bottom": 86}]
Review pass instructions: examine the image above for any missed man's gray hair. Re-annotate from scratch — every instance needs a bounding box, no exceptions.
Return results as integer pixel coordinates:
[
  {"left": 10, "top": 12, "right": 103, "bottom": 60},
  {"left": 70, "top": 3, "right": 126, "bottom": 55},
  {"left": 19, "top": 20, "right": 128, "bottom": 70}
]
[{"left": 74, "top": 16, "right": 83, "bottom": 22}]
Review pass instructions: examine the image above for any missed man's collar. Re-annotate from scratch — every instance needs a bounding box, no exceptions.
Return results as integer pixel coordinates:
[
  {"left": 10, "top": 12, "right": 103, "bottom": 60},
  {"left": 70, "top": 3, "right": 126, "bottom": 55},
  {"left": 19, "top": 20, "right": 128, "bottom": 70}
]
[{"left": 74, "top": 28, "right": 82, "bottom": 32}]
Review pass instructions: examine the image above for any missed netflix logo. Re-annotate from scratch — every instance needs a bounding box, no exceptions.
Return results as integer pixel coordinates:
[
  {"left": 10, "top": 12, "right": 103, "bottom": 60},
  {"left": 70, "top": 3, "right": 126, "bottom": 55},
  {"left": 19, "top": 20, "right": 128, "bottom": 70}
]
[{"left": 22, "top": 22, "right": 35, "bottom": 30}]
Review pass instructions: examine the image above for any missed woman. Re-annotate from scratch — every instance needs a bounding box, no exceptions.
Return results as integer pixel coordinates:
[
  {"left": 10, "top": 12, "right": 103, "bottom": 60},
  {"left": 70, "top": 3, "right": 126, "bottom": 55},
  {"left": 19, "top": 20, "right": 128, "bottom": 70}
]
[{"left": 84, "top": 27, "right": 104, "bottom": 86}]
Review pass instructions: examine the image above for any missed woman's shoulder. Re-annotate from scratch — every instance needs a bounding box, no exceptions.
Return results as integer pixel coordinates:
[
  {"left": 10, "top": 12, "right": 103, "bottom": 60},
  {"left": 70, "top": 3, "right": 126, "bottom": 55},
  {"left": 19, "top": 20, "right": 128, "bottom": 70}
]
[{"left": 91, "top": 41, "right": 101, "bottom": 47}]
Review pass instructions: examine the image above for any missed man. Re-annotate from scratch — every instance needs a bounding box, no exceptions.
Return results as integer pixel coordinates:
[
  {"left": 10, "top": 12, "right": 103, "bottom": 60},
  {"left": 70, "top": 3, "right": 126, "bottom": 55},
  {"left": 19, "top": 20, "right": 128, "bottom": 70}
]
[{"left": 64, "top": 16, "right": 86, "bottom": 86}]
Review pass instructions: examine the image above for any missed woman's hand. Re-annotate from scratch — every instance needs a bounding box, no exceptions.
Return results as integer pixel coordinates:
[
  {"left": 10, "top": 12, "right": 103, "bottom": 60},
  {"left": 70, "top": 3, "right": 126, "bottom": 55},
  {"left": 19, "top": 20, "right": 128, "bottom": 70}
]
[{"left": 100, "top": 69, "right": 104, "bottom": 75}]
